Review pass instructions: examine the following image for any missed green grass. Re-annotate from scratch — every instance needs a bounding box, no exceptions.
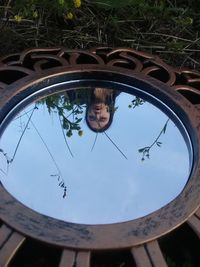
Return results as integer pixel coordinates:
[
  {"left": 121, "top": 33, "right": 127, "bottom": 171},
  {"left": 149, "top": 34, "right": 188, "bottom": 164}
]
[{"left": 0, "top": 0, "right": 199, "bottom": 70}]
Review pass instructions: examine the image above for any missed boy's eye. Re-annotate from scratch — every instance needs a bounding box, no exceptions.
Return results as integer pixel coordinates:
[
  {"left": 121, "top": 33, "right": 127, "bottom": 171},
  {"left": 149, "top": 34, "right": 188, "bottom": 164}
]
[
  {"left": 88, "top": 115, "right": 96, "bottom": 121},
  {"left": 99, "top": 117, "right": 107, "bottom": 122}
]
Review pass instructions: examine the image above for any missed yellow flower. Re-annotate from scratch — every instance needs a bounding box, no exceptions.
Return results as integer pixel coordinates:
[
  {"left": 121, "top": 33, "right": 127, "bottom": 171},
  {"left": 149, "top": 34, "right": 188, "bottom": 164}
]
[
  {"left": 78, "top": 130, "right": 83, "bottom": 137},
  {"left": 32, "top": 11, "right": 38, "bottom": 18},
  {"left": 183, "top": 17, "right": 193, "bottom": 25},
  {"left": 65, "top": 12, "right": 73, "bottom": 20},
  {"left": 58, "top": 0, "right": 65, "bottom": 5},
  {"left": 73, "top": 0, "right": 81, "bottom": 8},
  {"left": 14, "top": 15, "right": 22, "bottom": 23}
]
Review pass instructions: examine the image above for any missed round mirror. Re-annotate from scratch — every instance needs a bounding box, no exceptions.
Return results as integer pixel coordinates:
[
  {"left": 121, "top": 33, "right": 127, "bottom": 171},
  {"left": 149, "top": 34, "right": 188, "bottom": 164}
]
[{"left": 0, "top": 86, "right": 192, "bottom": 225}]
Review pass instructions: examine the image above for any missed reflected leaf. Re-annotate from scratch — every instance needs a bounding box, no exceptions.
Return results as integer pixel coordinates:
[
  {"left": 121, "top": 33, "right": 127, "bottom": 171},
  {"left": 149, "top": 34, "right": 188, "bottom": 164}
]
[
  {"left": 66, "top": 130, "right": 72, "bottom": 137},
  {"left": 76, "top": 118, "right": 82, "bottom": 123},
  {"left": 163, "top": 122, "right": 168, "bottom": 134},
  {"left": 156, "top": 142, "right": 162, "bottom": 147},
  {"left": 138, "top": 147, "right": 148, "bottom": 153},
  {"left": 129, "top": 96, "right": 145, "bottom": 109}
]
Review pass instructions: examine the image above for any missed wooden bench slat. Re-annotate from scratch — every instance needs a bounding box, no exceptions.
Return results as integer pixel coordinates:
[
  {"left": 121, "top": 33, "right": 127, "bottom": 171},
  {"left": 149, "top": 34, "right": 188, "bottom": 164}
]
[
  {"left": 76, "top": 251, "right": 91, "bottom": 267},
  {"left": 131, "top": 240, "right": 167, "bottom": 267},
  {"left": 0, "top": 231, "right": 25, "bottom": 267},
  {"left": 0, "top": 224, "right": 12, "bottom": 248},
  {"left": 188, "top": 214, "right": 200, "bottom": 238},
  {"left": 146, "top": 240, "right": 168, "bottom": 267},
  {"left": 59, "top": 249, "right": 76, "bottom": 267},
  {"left": 131, "top": 245, "right": 152, "bottom": 267},
  {"left": 195, "top": 207, "right": 200, "bottom": 218}
]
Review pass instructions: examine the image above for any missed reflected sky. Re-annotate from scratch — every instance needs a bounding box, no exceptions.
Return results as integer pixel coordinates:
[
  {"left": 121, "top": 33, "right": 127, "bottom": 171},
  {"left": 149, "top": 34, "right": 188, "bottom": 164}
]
[{"left": 0, "top": 88, "right": 190, "bottom": 224}]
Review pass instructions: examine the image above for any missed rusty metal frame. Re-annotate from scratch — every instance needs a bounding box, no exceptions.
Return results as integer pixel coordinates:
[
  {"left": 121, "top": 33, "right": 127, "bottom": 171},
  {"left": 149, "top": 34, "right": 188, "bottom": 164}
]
[{"left": 0, "top": 47, "right": 199, "bottom": 266}]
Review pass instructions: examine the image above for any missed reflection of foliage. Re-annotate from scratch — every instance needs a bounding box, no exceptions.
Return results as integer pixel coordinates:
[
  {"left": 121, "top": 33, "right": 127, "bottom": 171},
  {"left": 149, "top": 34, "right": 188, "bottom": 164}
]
[
  {"left": 128, "top": 96, "right": 145, "bottom": 109},
  {"left": 138, "top": 119, "right": 169, "bottom": 161},
  {"left": 0, "top": 106, "right": 37, "bottom": 166},
  {"left": 0, "top": 148, "right": 12, "bottom": 177},
  {"left": 27, "top": 115, "right": 68, "bottom": 198},
  {"left": 128, "top": 96, "right": 170, "bottom": 162},
  {"left": 0, "top": 105, "right": 68, "bottom": 198},
  {"left": 39, "top": 92, "right": 85, "bottom": 138},
  {"left": 50, "top": 174, "right": 67, "bottom": 198},
  {"left": 0, "top": 148, "right": 12, "bottom": 164}
]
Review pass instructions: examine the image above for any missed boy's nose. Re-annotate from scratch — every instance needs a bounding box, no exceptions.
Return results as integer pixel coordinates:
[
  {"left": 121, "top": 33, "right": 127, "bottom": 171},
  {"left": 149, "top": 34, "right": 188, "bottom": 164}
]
[
  {"left": 95, "top": 114, "right": 100, "bottom": 120},
  {"left": 94, "top": 110, "right": 101, "bottom": 115}
]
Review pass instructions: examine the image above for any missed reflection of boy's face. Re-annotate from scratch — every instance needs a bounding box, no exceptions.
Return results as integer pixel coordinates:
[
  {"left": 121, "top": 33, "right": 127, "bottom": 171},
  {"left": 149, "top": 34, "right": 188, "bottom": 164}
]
[{"left": 87, "top": 103, "right": 110, "bottom": 130}]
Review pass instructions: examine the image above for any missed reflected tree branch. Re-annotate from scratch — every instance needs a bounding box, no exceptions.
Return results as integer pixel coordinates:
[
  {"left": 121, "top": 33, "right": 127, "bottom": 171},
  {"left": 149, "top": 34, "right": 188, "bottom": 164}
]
[
  {"left": 11, "top": 106, "right": 37, "bottom": 163},
  {"left": 0, "top": 148, "right": 12, "bottom": 165},
  {"left": 13, "top": 107, "right": 37, "bottom": 121},
  {"left": 138, "top": 119, "right": 170, "bottom": 161},
  {"left": 25, "top": 112, "right": 68, "bottom": 198},
  {"left": 58, "top": 114, "right": 74, "bottom": 158},
  {"left": 103, "top": 131, "right": 128, "bottom": 160},
  {"left": 91, "top": 133, "right": 98, "bottom": 151}
]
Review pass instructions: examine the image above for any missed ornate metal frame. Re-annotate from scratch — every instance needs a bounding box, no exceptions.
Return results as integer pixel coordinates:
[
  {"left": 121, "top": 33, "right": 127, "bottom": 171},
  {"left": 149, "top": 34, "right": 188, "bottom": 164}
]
[{"left": 0, "top": 47, "right": 199, "bottom": 267}]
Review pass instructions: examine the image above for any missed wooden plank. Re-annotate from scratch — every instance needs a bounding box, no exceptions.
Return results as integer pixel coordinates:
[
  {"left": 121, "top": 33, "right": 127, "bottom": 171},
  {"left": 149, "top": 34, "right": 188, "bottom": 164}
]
[
  {"left": 76, "top": 251, "right": 91, "bottom": 267},
  {"left": 188, "top": 214, "right": 200, "bottom": 238},
  {"left": 59, "top": 249, "right": 76, "bottom": 267},
  {"left": 0, "top": 231, "right": 25, "bottom": 267},
  {"left": 131, "top": 240, "right": 167, "bottom": 267},
  {"left": 146, "top": 240, "right": 168, "bottom": 267},
  {"left": 131, "top": 245, "right": 152, "bottom": 267},
  {"left": 0, "top": 224, "right": 12, "bottom": 247},
  {"left": 195, "top": 207, "right": 200, "bottom": 218}
]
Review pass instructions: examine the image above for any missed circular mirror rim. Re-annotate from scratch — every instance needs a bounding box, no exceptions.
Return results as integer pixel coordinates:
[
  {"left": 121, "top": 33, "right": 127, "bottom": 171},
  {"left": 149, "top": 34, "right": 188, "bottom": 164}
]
[{"left": 0, "top": 65, "right": 199, "bottom": 250}]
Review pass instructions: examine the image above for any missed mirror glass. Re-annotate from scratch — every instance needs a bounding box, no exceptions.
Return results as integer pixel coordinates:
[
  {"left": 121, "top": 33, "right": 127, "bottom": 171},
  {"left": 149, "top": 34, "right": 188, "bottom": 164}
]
[{"left": 0, "top": 87, "right": 191, "bottom": 224}]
